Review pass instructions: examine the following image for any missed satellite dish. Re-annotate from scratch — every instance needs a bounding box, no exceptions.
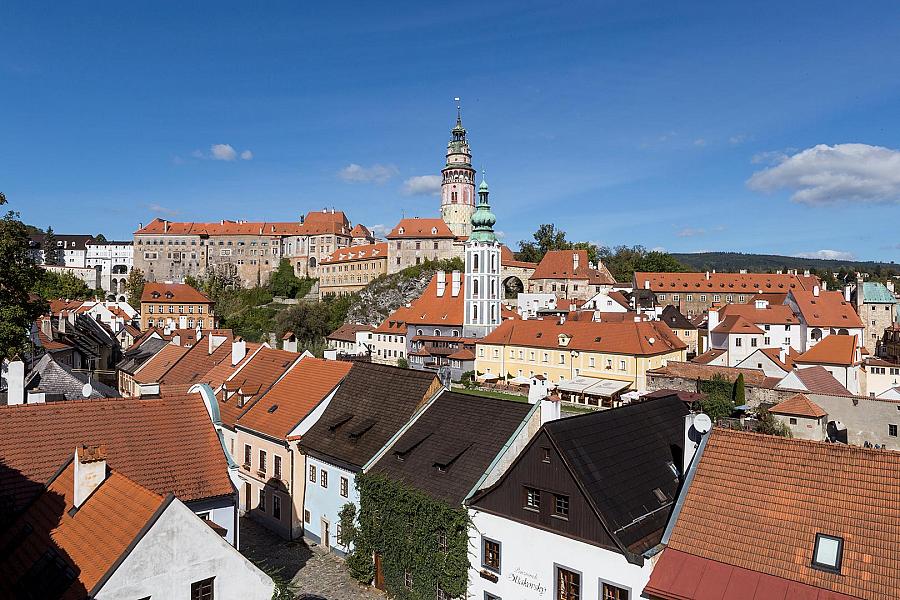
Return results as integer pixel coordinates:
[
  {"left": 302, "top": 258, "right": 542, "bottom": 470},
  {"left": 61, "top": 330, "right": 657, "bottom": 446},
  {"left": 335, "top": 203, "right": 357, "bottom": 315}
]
[
  {"left": 692, "top": 413, "right": 712, "bottom": 434},
  {"left": 81, "top": 382, "right": 93, "bottom": 398}
]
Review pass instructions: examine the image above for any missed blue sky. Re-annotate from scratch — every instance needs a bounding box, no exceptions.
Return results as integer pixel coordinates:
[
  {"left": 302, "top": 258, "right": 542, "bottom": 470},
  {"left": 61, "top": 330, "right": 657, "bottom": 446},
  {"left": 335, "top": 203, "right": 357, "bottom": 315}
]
[{"left": 3, "top": 1, "right": 900, "bottom": 261}]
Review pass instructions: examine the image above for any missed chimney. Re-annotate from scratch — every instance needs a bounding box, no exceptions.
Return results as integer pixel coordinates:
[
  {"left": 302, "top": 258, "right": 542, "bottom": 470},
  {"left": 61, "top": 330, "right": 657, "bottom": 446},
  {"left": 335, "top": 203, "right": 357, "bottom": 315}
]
[
  {"left": 843, "top": 285, "right": 851, "bottom": 302},
  {"left": 323, "top": 349, "right": 338, "bottom": 361},
  {"left": 573, "top": 253, "right": 580, "bottom": 271},
  {"left": 41, "top": 317, "right": 53, "bottom": 338},
  {"left": 74, "top": 445, "right": 107, "bottom": 509},
  {"left": 196, "top": 324, "right": 203, "bottom": 340},
  {"left": 682, "top": 414, "right": 710, "bottom": 475},
  {"left": 232, "top": 339, "right": 247, "bottom": 366},
  {"left": 887, "top": 280, "right": 895, "bottom": 293},
  {"left": 451, "top": 271, "right": 461, "bottom": 297},
  {"left": 644, "top": 280, "right": 650, "bottom": 290},
  {"left": 804, "top": 269, "right": 810, "bottom": 277},
  {"left": 6, "top": 358, "right": 25, "bottom": 406},
  {"left": 707, "top": 308, "right": 719, "bottom": 333},
  {"left": 813, "top": 285, "right": 820, "bottom": 297},
  {"left": 705, "top": 271, "right": 710, "bottom": 280},
  {"left": 163, "top": 221, "right": 169, "bottom": 233},
  {"left": 540, "top": 394, "right": 561, "bottom": 425},
  {"left": 559, "top": 314, "right": 566, "bottom": 325},
  {"left": 528, "top": 376, "right": 550, "bottom": 404},
  {"left": 436, "top": 271, "right": 447, "bottom": 297},
  {"left": 779, "top": 347, "right": 787, "bottom": 365},
  {"left": 739, "top": 269, "right": 747, "bottom": 274},
  {"left": 58, "top": 313, "right": 67, "bottom": 334}
]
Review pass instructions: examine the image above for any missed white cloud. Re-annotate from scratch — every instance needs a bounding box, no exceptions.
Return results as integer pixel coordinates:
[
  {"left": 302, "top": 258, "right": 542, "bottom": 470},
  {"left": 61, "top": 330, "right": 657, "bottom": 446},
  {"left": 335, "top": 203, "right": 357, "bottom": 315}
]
[
  {"left": 729, "top": 134, "right": 747, "bottom": 145},
  {"left": 338, "top": 163, "right": 398, "bottom": 184},
  {"left": 795, "top": 249, "right": 856, "bottom": 261},
  {"left": 402, "top": 175, "right": 442, "bottom": 196},
  {"left": 676, "top": 227, "right": 706, "bottom": 238},
  {"left": 693, "top": 138, "right": 707, "bottom": 147},
  {"left": 191, "top": 149, "right": 205, "bottom": 159},
  {"left": 240, "top": 150, "right": 253, "bottom": 161},
  {"left": 147, "top": 203, "right": 179, "bottom": 217},
  {"left": 748, "top": 143, "right": 900, "bottom": 205},
  {"left": 211, "top": 144, "right": 237, "bottom": 161},
  {"left": 495, "top": 230, "right": 507, "bottom": 240},
  {"left": 369, "top": 224, "right": 391, "bottom": 238}
]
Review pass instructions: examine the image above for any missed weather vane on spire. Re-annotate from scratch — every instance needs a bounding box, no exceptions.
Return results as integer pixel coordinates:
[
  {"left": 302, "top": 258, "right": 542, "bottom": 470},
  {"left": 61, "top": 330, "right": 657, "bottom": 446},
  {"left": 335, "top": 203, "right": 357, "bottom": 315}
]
[{"left": 454, "top": 96, "right": 461, "bottom": 122}]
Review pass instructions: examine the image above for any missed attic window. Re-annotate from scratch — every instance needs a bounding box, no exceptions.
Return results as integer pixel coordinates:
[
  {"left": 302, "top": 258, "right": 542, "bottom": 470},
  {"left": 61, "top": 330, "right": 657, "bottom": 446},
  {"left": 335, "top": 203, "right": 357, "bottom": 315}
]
[
  {"left": 348, "top": 418, "right": 376, "bottom": 440},
  {"left": 267, "top": 404, "right": 279, "bottom": 413},
  {"left": 652, "top": 488, "right": 668, "bottom": 504},
  {"left": 398, "top": 227, "right": 405, "bottom": 235},
  {"left": 536, "top": 332, "right": 543, "bottom": 338},
  {"left": 431, "top": 227, "right": 437, "bottom": 235},
  {"left": 327, "top": 413, "right": 354, "bottom": 432},
  {"left": 812, "top": 533, "right": 843, "bottom": 573}
]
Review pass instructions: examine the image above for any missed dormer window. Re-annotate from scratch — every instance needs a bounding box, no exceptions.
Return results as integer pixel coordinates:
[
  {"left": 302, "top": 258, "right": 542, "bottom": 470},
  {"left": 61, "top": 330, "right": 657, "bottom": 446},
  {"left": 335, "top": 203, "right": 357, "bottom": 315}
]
[
  {"left": 431, "top": 227, "right": 437, "bottom": 235},
  {"left": 398, "top": 227, "right": 405, "bottom": 235},
  {"left": 812, "top": 533, "right": 843, "bottom": 573}
]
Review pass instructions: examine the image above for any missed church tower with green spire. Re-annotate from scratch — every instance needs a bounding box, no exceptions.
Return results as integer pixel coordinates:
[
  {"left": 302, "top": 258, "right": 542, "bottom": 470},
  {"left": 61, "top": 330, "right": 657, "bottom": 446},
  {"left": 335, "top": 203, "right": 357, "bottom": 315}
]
[
  {"left": 464, "top": 176, "right": 502, "bottom": 339},
  {"left": 440, "top": 101, "right": 476, "bottom": 238}
]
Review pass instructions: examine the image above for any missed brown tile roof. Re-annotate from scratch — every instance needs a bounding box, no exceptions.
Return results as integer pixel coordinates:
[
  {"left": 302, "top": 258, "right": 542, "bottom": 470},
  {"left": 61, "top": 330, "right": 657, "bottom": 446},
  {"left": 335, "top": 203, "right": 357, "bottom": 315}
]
[
  {"left": 141, "top": 282, "right": 212, "bottom": 304},
  {"left": 0, "top": 394, "right": 234, "bottom": 513},
  {"left": 133, "top": 342, "right": 190, "bottom": 383},
  {"left": 481, "top": 318, "right": 686, "bottom": 356},
  {"left": 711, "top": 314, "right": 765, "bottom": 335},
  {"left": 36, "top": 327, "right": 73, "bottom": 352},
  {"left": 327, "top": 323, "right": 375, "bottom": 343},
  {"left": 447, "top": 348, "right": 476, "bottom": 360},
  {"left": 350, "top": 223, "right": 372, "bottom": 238},
  {"left": 386, "top": 218, "right": 456, "bottom": 239},
  {"left": 781, "top": 365, "right": 851, "bottom": 396},
  {"left": 692, "top": 348, "right": 726, "bottom": 364},
  {"left": 634, "top": 271, "right": 820, "bottom": 293},
  {"left": 500, "top": 245, "right": 538, "bottom": 269},
  {"left": 648, "top": 361, "right": 769, "bottom": 386},
  {"left": 758, "top": 347, "right": 799, "bottom": 371},
  {"left": 216, "top": 348, "right": 299, "bottom": 428},
  {"left": 299, "top": 363, "right": 441, "bottom": 468},
  {"left": 660, "top": 428, "right": 900, "bottom": 599},
  {"left": 202, "top": 342, "right": 263, "bottom": 393},
  {"left": 530, "top": 250, "right": 616, "bottom": 285},
  {"left": 790, "top": 289, "right": 864, "bottom": 328},
  {"left": 716, "top": 301, "right": 800, "bottom": 325},
  {"left": 608, "top": 290, "right": 632, "bottom": 310},
  {"left": 134, "top": 211, "right": 351, "bottom": 237},
  {"left": 157, "top": 334, "right": 235, "bottom": 386},
  {"left": 320, "top": 242, "right": 387, "bottom": 265},
  {"left": 770, "top": 393, "right": 828, "bottom": 418},
  {"left": 0, "top": 461, "right": 167, "bottom": 599},
  {"left": 795, "top": 334, "right": 858, "bottom": 366},
  {"left": 237, "top": 358, "right": 353, "bottom": 439}
]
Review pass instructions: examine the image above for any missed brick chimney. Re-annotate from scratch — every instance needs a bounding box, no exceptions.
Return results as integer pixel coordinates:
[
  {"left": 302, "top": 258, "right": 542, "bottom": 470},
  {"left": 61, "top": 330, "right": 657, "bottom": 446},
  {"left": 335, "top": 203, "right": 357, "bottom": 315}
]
[{"left": 74, "top": 444, "right": 108, "bottom": 508}]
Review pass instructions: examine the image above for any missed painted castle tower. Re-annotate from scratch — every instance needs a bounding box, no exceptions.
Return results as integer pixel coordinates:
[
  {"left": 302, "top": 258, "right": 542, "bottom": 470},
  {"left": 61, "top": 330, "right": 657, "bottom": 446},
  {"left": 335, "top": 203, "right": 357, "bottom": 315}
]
[
  {"left": 463, "top": 177, "right": 501, "bottom": 339},
  {"left": 440, "top": 104, "right": 476, "bottom": 238}
]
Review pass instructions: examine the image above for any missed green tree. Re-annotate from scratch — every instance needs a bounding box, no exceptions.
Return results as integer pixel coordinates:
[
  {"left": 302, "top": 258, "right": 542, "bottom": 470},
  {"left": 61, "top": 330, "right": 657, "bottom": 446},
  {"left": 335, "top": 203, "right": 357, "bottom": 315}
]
[
  {"left": 733, "top": 373, "right": 746, "bottom": 406},
  {"left": 696, "top": 373, "right": 736, "bottom": 421},
  {"left": 42, "top": 226, "right": 59, "bottom": 265},
  {"left": 516, "top": 223, "right": 569, "bottom": 262},
  {"left": 125, "top": 268, "right": 146, "bottom": 309},
  {"left": 396, "top": 357, "right": 409, "bottom": 369},
  {"left": 268, "top": 259, "right": 310, "bottom": 298},
  {"left": 0, "top": 193, "right": 47, "bottom": 358},
  {"left": 752, "top": 407, "right": 792, "bottom": 437},
  {"left": 598, "top": 244, "right": 688, "bottom": 282},
  {"left": 93, "top": 233, "right": 108, "bottom": 244},
  {"left": 33, "top": 271, "right": 96, "bottom": 301}
]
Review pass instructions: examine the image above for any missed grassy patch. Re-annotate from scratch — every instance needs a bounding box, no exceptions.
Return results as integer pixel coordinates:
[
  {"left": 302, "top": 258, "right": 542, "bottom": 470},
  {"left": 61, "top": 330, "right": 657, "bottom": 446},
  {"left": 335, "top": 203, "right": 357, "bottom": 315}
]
[{"left": 451, "top": 387, "right": 529, "bottom": 403}]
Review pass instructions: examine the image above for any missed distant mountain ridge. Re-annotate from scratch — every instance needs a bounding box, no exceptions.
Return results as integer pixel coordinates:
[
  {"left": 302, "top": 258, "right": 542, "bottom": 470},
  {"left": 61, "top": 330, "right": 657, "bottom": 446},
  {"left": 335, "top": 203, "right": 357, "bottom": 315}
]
[{"left": 671, "top": 252, "right": 897, "bottom": 274}]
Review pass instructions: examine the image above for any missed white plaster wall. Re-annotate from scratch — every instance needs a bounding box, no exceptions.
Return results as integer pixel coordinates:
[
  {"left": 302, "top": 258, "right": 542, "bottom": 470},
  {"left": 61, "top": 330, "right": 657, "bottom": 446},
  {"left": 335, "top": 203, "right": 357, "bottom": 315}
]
[
  {"left": 468, "top": 510, "right": 652, "bottom": 600},
  {"left": 736, "top": 350, "right": 788, "bottom": 378},
  {"left": 865, "top": 367, "right": 900, "bottom": 397},
  {"left": 97, "top": 499, "right": 273, "bottom": 600},
  {"left": 808, "top": 392, "right": 900, "bottom": 449}
]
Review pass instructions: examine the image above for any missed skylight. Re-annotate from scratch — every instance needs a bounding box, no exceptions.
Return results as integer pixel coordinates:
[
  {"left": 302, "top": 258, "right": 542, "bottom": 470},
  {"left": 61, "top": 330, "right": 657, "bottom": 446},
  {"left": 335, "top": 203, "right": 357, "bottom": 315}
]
[{"left": 812, "top": 533, "right": 843, "bottom": 573}]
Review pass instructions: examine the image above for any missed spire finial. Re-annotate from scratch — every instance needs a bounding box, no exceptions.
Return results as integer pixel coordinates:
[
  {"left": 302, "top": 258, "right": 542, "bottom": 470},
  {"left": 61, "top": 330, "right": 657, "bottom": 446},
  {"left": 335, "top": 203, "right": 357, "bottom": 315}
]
[{"left": 454, "top": 96, "right": 461, "bottom": 125}]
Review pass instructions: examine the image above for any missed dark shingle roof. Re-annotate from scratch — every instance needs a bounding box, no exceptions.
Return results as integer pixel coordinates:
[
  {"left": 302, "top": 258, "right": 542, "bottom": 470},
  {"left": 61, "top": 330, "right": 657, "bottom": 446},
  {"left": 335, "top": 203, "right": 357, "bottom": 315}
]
[
  {"left": 369, "top": 392, "right": 533, "bottom": 504},
  {"left": 660, "top": 305, "right": 696, "bottom": 330},
  {"left": 25, "top": 355, "right": 118, "bottom": 400},
  {"left": 115, "top": 337, "right": 169, "bottom": 375},
  {"left": 299, "top": 363, "right": 439, "bottom": 469},
  {"left": 544, "top": 396, "right": 688, "bottom": 554}
]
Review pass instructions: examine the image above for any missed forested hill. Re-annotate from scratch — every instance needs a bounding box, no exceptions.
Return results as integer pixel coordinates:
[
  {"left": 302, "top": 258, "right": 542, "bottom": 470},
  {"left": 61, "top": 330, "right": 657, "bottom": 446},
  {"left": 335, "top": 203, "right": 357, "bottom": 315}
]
[{"left": 671, "top": 252, "right": 897, "bottom": 275}]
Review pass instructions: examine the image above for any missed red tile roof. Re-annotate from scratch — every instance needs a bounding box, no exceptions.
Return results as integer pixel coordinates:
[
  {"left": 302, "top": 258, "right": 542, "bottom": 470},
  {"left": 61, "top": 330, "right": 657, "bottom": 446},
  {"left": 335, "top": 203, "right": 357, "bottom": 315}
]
[
  {"left": 780, "top": 365, "right": 851, "bottom": 396},
  {"left": 134, "top": 211, "right": 351, "bottom": 237},
  {"left": 0, "top": 461, "right": 167, "bottom": 599},
  {"left": 758, "top": 347, "right": 799, "bottom": 371},
  {"left": 0, "top": 394, "right": 234, "bottom": 511},
  {"left": 481, "top": 317, "right": 686, "bottom": 356},
  {"left": 141, "top": 282, "right": 212, "bottom": 305},
  {"left": 386, "top": 218, "right": 456, "bottom": 239},
  {"left": 133, "top": 343, "right": 190, "bottom": 383},
  {"left": 376, "top": 273, "right": 465, "bottom": 332},
  {"left": 500, "top": 245, "right": 538, "bottom": 269},
  {"left": 447, "top": 348, "right": 476, "bottom": 360},
  {"left": 770, "top": 393, "right": 828, "bottom": 418},
  {"left": 790, "top": 290, "right": 864, "bottom": 328},
  {"left": 531, "top": 250, "right": 616, "bottom": 285},
  {"left": 654, "top": 428, "right": 900, "bottom": 599},
  {"left": 216, "top": 348, "right": 299, "bottom": 428},
  {"left": 692, "top": 348, "right": 726, "bottom": 365},
  {"left": 320, "top": 242, "right": 387, "bottom": 265},
  {"left": 648, "top": 361, "right": 769, "bottom": 386},
  {"left": 350, "top": 223, "right": 372, "bottom": 238},
  {"left": 634, "top": 271, "right": 820, "bottom": 293},
  {"left": 237, "top": 358, "right": 352, "bottom": 439},
  {"left": 327, "top": 323, "right": 374, "bottom": 342},
  {"left": 716, "top": 302, "right": 799, "bottom": 325},
  {"left": 711, "top": 314, "right": 765, "bottom": 335},
  {"left": 158, "top": 333, "right": 235, "bottom": 386},
  {"left": 795, "top": 334, "right": 858, "bottom": 366}
]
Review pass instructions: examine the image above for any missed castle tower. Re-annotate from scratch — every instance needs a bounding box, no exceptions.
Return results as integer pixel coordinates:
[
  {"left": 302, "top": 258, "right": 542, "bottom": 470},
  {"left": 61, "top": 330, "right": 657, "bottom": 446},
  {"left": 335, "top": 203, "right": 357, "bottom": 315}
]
[
  {"left": 440, "top": 102, "right": 476, "bottom": 238},
  {"left": 463, "top": 177, "right": 501, "bottom": 339}
]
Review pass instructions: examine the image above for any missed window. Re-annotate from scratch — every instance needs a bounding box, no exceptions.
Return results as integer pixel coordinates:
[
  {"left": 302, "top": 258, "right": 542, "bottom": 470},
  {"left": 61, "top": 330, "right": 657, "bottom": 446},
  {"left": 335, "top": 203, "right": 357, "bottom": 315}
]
[
  {"left": 258, "top": 488, "right": 266, "bottom": 512},
  {"left": 764, "top": 336, "right": 771, "bottom": 345},
  {"left": 556, "top": 567, "right": 580, "bottom": 600},
  {"left": 812, "top": 533, "right": 843, "bottom": 573},
  {"left": 602, "top": 583, "right": 629, "bottom": 600},
  {"left": 542, "top": 447, "right": 551, "bottom": 463},
  {"left": 554, "top": 494, "right": 569, "bottom": 518},
  {"left": 482, "top": 537, "right": 501, "bottom": 573},
  {"left": 790, "top": 417, "right": 798, "bottom": 425},
  {"left": 437, "top": 529, "right": 448, "bottom": 551},
  {"left": 436, "top": 585, "right": 450, "bottom": 600},
  {"left": 619, "top": 359, "right": 626, "bottom": 371},
  {"left": 658, "top": 294, "right": 666, "bottom": 301},
  {"left": 321, "top": 470, "right": 328, "bottom": 488},
  {"left": 524, "top": 487, "right": 541, "bottom": 511},
  {"left": 191, "top": 577, "right": 215, "bottom": 600},
  {"left": 735, "top": 338, "right": 742, "bottom": 347},
  {"left": 244, "top": 444, "right": 251, "bottom": 467},
  {"left": 274, "top": 455, "right": 282, "bottom": 480},
  {"left": 304, "top": 509, "right": 311, "bottom": 523},
  {"left": 404, "top": 570, "right": 413, "bottom": 590},
  {"left": 309, "top": 465, "right": 317, "bottom": 483},
  {"left": 890, "top": 424, "right": 898, "bottom": 437},
  {"left": 340, "top": 476, "right": 349, "bottom": 498},
  {"left": 713, "top": 294, "right": 720, "bottom": 302},
  {"left": 750, "top": 338, "right": 757, "bottom": 347},
  {"left": 258, "top": 450, "right": 267, "bottom": 474},
  {"left": 700, "top": 295, "right": 706, "bottom": 302}
]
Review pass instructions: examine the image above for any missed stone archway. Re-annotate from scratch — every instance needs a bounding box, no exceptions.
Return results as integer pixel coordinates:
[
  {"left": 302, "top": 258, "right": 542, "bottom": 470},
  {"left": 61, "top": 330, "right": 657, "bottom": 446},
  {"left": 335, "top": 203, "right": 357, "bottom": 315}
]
[{"left": 503, "top": 275, "right": 524, "bottom": 299}]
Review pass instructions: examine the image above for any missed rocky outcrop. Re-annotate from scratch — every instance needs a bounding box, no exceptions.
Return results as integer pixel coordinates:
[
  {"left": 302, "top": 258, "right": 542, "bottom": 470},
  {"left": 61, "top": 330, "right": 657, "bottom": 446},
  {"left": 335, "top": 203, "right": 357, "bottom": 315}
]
[{"left": 345, "top": 269, "right": 435, "bottom": 326}]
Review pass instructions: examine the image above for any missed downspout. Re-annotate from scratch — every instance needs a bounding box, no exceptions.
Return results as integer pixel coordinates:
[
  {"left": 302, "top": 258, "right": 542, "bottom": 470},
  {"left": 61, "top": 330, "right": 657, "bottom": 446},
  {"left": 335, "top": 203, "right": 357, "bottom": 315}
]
[{"left": 290, "top": 441, "right": 296, "bottom": 540}]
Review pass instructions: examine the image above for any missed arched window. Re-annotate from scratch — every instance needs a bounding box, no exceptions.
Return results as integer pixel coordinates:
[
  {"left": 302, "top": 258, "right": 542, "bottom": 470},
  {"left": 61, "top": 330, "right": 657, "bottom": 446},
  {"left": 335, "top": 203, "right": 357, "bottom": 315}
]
[
  {"left": 838, "top": 328, "right": 849, "bottom": 336},
  {"left": 472, "top": 304, "right": 478, "bottom": 321},
  {"left": 473, "top": 279, "right": 480, "bottom": 297},
  {"left": 472, "top": 254, "right": 479, "bottom": 272},
  {"left": 491, "top": 253, "right": 497, "bottom": 273},
  {"left": 416, "top": 329, "right": 423, "bottom": 336},
  {"left": 451, "top": 330, "right": 459, "bottom": 337},
  {"left": 811, "top": 328, "right": 823, "bottom": 342},
  {"left": 434, "top": 329, "right": 441, "bottom": 336},
  {"left": 491, "top": 280, "right": 497, "bottom": 299},
  {"left": 490, "top": 305, "right": 497, "bottom": 322}
]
